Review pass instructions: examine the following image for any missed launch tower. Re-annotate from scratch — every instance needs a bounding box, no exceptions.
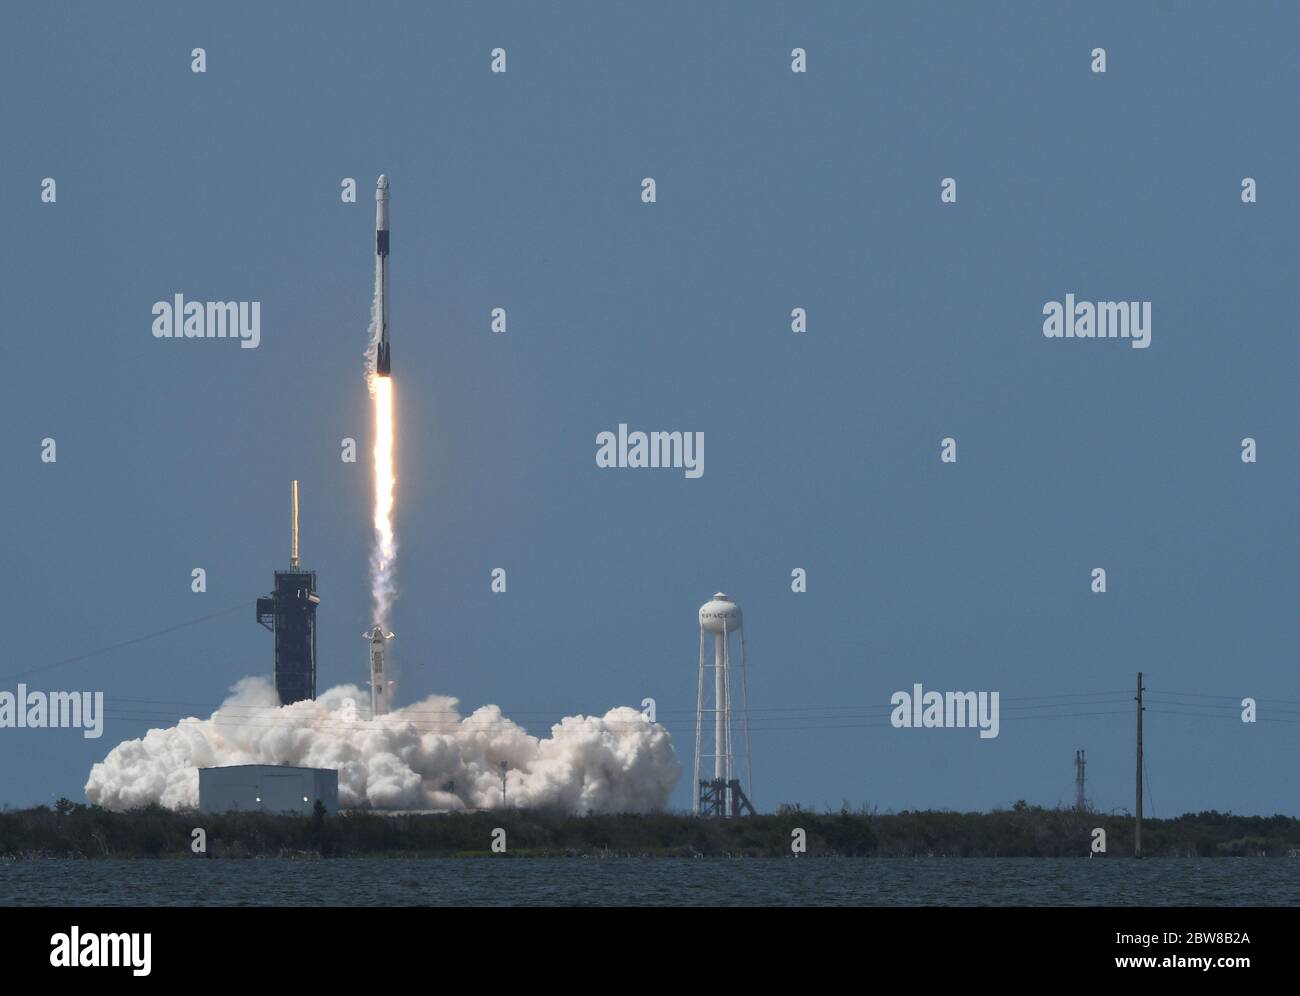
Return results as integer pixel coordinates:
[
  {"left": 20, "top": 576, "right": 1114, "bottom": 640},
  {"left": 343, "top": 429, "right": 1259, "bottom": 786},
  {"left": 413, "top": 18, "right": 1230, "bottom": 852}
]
[{"left": 256, "top": 481, "right": 320, "bottom": 705}]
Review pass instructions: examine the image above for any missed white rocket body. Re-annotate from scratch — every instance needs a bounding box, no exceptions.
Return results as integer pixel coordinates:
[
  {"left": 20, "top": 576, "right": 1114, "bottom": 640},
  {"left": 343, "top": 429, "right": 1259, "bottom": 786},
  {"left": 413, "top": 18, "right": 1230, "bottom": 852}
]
[{"left": 375, "top": 175, "right": 391, "bottom": 375}]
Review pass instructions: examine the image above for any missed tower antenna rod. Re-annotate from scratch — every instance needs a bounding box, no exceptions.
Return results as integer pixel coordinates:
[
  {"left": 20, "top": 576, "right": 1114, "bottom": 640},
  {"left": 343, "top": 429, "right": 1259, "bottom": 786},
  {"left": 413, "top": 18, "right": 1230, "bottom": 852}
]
[{"left": 291, "top": 480, "right": 300, "bottom": 569}]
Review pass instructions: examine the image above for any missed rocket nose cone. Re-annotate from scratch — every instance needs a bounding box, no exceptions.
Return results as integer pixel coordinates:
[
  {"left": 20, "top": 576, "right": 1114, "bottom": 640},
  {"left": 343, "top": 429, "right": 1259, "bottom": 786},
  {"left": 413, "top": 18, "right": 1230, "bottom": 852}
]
[{"left": 377, "top": 174, "right": 388, "bottom": 188}]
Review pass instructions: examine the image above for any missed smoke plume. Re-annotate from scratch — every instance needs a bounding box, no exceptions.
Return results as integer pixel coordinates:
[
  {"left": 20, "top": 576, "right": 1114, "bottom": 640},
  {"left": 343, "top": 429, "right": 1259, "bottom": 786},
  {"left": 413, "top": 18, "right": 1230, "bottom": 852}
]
[{"left": 84, "top": 677, "right": 681, "bottom": 813}]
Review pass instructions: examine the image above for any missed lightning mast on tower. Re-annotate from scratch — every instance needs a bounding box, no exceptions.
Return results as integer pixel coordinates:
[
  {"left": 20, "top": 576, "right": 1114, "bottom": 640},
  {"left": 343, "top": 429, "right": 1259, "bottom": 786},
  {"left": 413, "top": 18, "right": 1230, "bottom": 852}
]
[{"left": 256, "top": 481, "right": 320, "bottom": 705}]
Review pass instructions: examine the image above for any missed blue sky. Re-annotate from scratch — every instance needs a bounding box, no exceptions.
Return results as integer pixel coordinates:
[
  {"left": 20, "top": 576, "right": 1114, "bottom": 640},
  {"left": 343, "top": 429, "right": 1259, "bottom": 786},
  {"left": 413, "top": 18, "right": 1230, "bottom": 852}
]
[{"left": 2, "top": 1, "right": 1298, "bottom": 815}]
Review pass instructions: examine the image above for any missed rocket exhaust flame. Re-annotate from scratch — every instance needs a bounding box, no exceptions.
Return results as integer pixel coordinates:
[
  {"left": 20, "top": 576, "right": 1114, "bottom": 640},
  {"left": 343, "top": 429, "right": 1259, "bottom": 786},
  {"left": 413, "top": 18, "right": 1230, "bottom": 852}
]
[{"left": 370, "top": 374, "right": 397, "bottom": 629}]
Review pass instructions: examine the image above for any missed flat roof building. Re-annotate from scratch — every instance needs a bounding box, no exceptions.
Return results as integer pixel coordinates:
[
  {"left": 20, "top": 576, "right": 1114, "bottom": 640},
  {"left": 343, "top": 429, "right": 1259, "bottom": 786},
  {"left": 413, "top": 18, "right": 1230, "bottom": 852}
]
[{"left": 199, "top": 764, "right": 338, "bottom": 815}]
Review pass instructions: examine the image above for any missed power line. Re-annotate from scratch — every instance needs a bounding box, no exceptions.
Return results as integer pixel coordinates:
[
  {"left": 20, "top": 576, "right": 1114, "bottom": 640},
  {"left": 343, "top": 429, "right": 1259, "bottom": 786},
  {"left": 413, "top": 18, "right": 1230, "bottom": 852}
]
[
  {"left": 1148, "top": 707, "right": 1300, "bottom": 725},
  {"left": 2, "top": 602, "right": 246, "bottom": 681},
  {"left": 94, "top": 692, "right": 1134, "bottom": 718},
  {"left": 92, "top": 698, "right": 1137, "bottom": 725},
  {"left": 92, "top": 705, "right": 1137, "bottom": 738}
]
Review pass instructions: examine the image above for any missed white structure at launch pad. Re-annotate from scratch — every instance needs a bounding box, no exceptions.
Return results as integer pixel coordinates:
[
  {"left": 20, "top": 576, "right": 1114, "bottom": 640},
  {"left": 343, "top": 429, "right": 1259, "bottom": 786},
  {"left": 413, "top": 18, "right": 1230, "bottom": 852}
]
[{"left": 366, "top": 627, "right": 394, "bottom": 717}]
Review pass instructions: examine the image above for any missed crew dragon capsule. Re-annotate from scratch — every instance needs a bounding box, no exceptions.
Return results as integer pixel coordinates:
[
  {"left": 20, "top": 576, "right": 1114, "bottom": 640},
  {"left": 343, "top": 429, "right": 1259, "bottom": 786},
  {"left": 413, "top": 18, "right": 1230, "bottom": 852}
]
[{"left": 375, "top": 175, "right": 391, "bottom": 376}]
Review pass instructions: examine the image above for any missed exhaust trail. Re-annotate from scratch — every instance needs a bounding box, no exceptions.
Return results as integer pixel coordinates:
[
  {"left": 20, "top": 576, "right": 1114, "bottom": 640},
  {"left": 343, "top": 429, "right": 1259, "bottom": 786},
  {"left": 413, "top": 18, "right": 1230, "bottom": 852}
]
[
  {"left": 371, "top": 379, "right": 395, "bottom": 629},
  {"left": 369, "top": 370, "right": 397, "bottom": 628}
]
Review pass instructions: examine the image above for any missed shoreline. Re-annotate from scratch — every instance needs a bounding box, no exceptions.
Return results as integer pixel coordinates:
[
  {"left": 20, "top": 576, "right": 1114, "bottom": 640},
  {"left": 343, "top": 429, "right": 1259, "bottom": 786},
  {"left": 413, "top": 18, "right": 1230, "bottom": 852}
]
[{"left": 4, "top": 803, "right": 1299, "bottom": 860}]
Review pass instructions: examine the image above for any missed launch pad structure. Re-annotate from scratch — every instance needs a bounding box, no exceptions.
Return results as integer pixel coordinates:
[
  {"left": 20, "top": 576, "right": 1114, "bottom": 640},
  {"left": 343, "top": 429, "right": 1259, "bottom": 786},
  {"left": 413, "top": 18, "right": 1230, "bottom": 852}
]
[{"left": 257, "top": 481, "right": 320, "bottom": 705}]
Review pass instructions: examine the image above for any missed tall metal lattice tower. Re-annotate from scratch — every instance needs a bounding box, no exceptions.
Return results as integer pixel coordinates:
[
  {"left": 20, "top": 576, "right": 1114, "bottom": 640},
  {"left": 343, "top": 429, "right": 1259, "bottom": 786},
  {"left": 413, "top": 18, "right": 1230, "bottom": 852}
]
[
  {"left": 256, "top": 481, "right": 320, "bottom": 705},
  {"left": 1074, "top": 749, "right": 1087, "bottom": 812},
  {"left": 694, "top": 593, "right": 754, "bottom": 817}
]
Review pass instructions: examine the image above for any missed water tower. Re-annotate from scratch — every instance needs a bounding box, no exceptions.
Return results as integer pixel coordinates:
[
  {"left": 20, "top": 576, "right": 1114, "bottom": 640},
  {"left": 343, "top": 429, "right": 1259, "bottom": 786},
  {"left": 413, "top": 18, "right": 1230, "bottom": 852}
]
[{"left": 694, "top": 592, "right": 755, "bottom": 817}]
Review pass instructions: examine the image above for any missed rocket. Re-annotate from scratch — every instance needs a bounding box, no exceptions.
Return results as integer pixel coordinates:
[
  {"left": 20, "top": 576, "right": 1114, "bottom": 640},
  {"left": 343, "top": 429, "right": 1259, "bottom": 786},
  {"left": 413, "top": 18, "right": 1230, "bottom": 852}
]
[
  {"left": 375, "top": 175, "right": 391, "bottom": 376},
  {"left": 365, "top": 626, "right": 394, "bottom": 717}
]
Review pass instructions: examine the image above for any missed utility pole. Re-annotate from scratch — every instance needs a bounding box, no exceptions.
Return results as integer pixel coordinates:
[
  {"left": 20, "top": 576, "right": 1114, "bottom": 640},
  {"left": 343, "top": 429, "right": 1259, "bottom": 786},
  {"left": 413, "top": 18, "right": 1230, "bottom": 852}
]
[
  {"left": 1075, "top": 749, "right": 1086, "bottom": 812},
  {"left": 499, "top": 760, "right": 508, "bottom": 806},
  {"left": 1135, "top": 672, "right": 1144, "bottom": 858}
]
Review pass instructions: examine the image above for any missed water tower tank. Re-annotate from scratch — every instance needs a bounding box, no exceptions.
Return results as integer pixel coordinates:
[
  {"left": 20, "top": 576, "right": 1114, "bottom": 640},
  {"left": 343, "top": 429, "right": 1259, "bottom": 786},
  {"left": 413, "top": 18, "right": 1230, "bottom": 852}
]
[{"left": 699, "top": 592, "right": 742, "bottom": 633}]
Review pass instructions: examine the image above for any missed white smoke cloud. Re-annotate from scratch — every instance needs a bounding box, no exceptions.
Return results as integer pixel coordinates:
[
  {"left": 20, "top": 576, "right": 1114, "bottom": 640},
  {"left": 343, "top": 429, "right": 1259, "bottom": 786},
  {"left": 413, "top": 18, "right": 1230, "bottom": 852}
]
[{"left": 84, "top": 677, "right": 681, "bottom": 813}]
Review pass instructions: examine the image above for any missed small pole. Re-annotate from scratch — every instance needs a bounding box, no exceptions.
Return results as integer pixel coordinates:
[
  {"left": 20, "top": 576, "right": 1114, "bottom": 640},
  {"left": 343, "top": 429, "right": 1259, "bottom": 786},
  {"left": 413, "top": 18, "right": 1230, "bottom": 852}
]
[
  {"left": 499, "top": 760, "right": 507, "bottom": 806},
  {"left": 1075, "top": 749, "right": 1086, "bottom": 812},
  {"left": 1135, "top": 672, "right": 1144, "bottom": 857}
]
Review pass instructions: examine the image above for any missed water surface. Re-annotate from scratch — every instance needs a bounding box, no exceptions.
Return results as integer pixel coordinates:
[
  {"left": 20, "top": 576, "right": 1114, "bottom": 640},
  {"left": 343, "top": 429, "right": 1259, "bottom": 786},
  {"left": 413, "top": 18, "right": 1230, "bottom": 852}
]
[{"left": 3, "top": 857, "right": 1297, "bottom": 906}]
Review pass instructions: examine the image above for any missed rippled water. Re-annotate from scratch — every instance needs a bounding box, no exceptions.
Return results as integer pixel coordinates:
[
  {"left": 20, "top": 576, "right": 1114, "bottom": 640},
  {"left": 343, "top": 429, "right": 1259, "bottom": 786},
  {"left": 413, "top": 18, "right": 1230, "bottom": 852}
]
[{"left": 4, "top": 857, "right": 1298, "bottom": 906}]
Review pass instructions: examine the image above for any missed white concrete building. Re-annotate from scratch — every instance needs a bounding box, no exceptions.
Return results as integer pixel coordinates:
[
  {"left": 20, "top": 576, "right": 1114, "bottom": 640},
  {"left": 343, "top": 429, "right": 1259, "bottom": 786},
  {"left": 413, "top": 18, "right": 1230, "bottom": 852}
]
[{"left": 198, "top": 764, "right": 338, "bottom": 815}]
